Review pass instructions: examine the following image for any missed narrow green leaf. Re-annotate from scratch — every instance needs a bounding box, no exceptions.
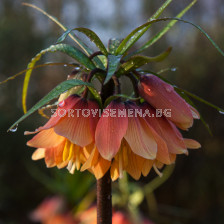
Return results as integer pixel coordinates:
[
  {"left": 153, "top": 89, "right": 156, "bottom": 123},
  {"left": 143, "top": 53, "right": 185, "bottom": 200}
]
[
  {"left": 129, "top": 0, "right": 197, "bottom": 56},
  {"left": 115, "top": 0, "right": 173, "bottom": 56},
  {"left": 9, "top": 79, "right": 94, "bottom": 131},
  {"left": 176, "top": 87, "right": 224, "bottom": 113},
  {"left": 119, "top": 17, "right": 224, "bottom": 58},
  {"left": 57, "top": 28, "right": 108, "bottom": 56},
  {"left": 149, "top": 0, "right": 173, "bottom": 21},
  {"left": 22, "top": 44, "right": 95, "bottom": 113},
  {"left": 104, "top": 55, "right": 122, "bottom": 84},
  {"left": 175, "top": 88, "right": 213, "bottom": 136},
  {"left": 119, "top": 47, "right": 172, "bottom": 74},
  {"left": 22, "top": 3, "right": 105, "bottom": 70}
]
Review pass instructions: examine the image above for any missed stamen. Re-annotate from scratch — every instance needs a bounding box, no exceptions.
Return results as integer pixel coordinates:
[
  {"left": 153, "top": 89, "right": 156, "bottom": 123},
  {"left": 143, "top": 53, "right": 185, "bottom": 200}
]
[{"left": 153, "top": 164, "right": 163, "bottom": 177}]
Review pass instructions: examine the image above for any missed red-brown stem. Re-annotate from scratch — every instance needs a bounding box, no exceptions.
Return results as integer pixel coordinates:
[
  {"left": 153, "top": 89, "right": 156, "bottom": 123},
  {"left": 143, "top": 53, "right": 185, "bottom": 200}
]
[{"left": 97, "top": 170, "right": 112, "bottom": 224}]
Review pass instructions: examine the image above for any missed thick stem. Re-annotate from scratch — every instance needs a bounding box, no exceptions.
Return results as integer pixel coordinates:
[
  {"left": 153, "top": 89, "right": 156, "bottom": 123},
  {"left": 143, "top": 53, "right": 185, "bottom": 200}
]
[{"left": 97, "top": 170, "right": 112, "bottom": 224}]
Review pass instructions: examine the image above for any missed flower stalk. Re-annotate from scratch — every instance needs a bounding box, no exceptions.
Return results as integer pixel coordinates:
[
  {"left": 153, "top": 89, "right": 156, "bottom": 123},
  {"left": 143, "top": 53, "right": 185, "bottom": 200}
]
[{"left": 97, "top": 170, "right": 112, "bottom": 224}]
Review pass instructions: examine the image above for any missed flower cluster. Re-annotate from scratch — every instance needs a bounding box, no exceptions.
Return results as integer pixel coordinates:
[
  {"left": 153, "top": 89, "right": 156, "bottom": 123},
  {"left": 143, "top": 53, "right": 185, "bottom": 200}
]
[{"left": 26, "top": 74, "right": 200, "bottom": 180}]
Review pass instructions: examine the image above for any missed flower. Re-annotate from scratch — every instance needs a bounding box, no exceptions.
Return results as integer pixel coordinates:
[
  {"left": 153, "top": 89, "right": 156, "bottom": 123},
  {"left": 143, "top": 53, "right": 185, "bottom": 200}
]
[
  {"left": 26, "top": 86, "right": 200, "bottom": 180},
  {"left": 26, "top": 94, "right": 111, "bottom": 176},
  {"left": 138, "top": 74, "right": 200, "bottom": 130}
]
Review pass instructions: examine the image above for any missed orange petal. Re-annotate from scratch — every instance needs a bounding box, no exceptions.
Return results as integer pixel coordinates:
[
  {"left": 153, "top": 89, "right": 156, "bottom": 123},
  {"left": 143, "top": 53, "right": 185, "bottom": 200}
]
[
  {"left": 125, "top": 149, "right": 145, "bottom": 180},
  {"left": 32, "top": 148, "right": 45, "bottom": 160},
  {"left": 92, "top": 157, "right": 111, "bottom": 179},
  {"left": 54, "top": 99, "right": 93, "bottom": 147},
  {"left": 139, "top": 75, "right": 195, "bottom": 130},
  {"left": 27, "top": 129, "right": 65, "bottom": 148},
  {"left": 184, "top": 139, "right": 201, "bottom": 149},
  {"left": 81, "top": 146, "right": 99, "bottom": 171},
  {"left": 141, "top": 104, "right": 188, "bottom": 155},
  {"left": 25, "top": 95, "right": 80, "bottom": 134},
  {"left": 95, "top": 101, "right": 128, "bottom": 161},
  {"left": 45, "top": 147, "right": 56, "bottom": 168},
  {"left": 142, "top": 160, "right": 154, "bottom": 177},
  {"left": 110, "top": 160, "right": 119, "bottom": 181},
  {"left": 124, "top": 103, "right": 157, "bottom": 160}
]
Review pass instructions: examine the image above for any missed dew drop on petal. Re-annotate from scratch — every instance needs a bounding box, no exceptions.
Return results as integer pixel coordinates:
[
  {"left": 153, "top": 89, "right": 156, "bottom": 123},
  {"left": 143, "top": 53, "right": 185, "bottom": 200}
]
[
  {"left": 164, "top": 84, "right": 174, "bottom": 93},
  {"left": 9, "top": 124, "right": 18, "bottom": 132},
  {"left": 58, "top": 100, "right": 65, "bottom": 107}
]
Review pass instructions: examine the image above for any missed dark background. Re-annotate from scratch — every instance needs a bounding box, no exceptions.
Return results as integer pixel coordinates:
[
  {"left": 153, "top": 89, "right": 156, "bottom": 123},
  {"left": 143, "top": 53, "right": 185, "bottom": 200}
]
[{"left": 0, "top": 0, "right": 224, "bottom": 223}]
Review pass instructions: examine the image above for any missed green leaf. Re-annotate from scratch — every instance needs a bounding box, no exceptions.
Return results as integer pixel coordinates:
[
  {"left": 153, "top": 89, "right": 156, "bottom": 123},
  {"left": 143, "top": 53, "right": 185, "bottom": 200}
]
[
  {"left": 174, "top": 88, "right": 213, "bottom": 136},
  {"left": 9, "top": 79, "right": 94, "bottom": 132},
  {"left": 104, "top": 94, "right": 140, "bottom": 107},
  {"left": 57, "top": 28, "right": 108, "bottom": 56},
  {"left": 115, "top": 0, "right": 174, "bottom": 56},
  {"left": 22, "top": 44, "right": 95, "bottom": 113},
  {"left": 88, "top": 86, "right": 103, "bottom": 108},
  {"left": 122, "top": 17, "right": 224, "bottom": 58},
  {"left": 22, "top": 3, "right": 105, "bottom": 70},
  {"left": 104, "top": 55, "right": 122, "bottom": 84},
  {"left": 176, "top": 87, "right": 224, "bottom": 114},
  {"left": 129, "top": 0, "right": 197, "bottom": 56},
  {"left": 0, "top": 62, "right": 76, "bottom": 85},
  {"left": 149, "top": 0, "right": 173, "bottom": 21},
  {"left": 108, "top": 38, "right": 122, "bottom": 54},
  {"left": 119, "top": 47, "right": 172, "bottom": 74}
]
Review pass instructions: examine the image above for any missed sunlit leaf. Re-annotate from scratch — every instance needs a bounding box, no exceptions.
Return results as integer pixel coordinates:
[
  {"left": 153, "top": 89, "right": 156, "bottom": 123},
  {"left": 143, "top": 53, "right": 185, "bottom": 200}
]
[
  {"left": 88, "top": 86, "right": 103, "bottom": 108},
  {"left": 0, "top": 63, "right": 77, "bottom": 85},
  {"left": 104, "top": 55, "right": 122, "bottom": 84},
  {"left": 9, "top": 79, "right": 94, "bottom": 131},
  {"left": 108, "top": 38, "right": 122, "bottom": 54},
  {"left": 57, "top": 28, "right": 108, "bottom": 56},
  {"left": 22, "top": 44, "right": 95, "bottom": 113},
  {"left": 149, "top": 0, "right": 173, "bottom": 20},
  {"left": 119, "top": 47, "right": 172, "bottom": 74},
  {"left": 128, "top": 0, "right": 197, "bottom": 56},
  {"left": 22, "top": 3, "right": 105, "bottom": 70}
]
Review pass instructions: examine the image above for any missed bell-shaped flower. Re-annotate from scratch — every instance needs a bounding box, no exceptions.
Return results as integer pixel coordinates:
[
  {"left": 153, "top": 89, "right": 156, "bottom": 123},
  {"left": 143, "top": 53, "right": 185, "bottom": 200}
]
[{"left": 138, "top": 74, "right": 200, "bottom": 130}]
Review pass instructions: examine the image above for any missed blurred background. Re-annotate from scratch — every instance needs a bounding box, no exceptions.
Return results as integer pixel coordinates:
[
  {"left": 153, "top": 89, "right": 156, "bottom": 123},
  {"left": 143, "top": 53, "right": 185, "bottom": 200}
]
[{"left": 0, "top": 0, "right": 224, "bottom": 223}]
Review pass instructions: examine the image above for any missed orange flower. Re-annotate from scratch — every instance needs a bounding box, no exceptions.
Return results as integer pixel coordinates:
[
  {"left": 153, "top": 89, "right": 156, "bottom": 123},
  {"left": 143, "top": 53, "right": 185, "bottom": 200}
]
[
  {"left": 26, "top": 90, "right": 200, "bottom": 180},
  {"left": 138, "top": 74, "right": 200, "bottom": 130},
  {"left": 26, "top": 94, "right": 108, "bottom": 175}
]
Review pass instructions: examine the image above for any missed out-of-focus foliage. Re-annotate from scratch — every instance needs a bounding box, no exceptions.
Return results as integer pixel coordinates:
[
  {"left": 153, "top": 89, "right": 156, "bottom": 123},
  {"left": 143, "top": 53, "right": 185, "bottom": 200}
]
[{"left": 0, "top": 0, "right": 224, "bottom": 224}]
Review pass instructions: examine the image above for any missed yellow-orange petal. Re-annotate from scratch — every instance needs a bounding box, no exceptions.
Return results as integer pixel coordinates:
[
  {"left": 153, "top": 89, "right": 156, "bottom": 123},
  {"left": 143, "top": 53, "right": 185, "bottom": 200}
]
[
  {"left": 27, "top": 129, "right": 65, "bottom": 148},
  {"left": 32, "top": 148, "right": 45, "bottom": 160},
  {"left": 110, "top": 160, "right": 119, "bottom": 181},
  {"left": 184, "top": 139, "right": 201, "bottom": 149},
  {"left": 92, "top": 157, "right": 111, "bottom": 180},
  {"left": 45, "top": 147, "right": 56, "bottom": 168},
  {"left": 81, "top": 146, "right": 99, "bottom": 171},
  {"left": 142, "top": 160, "right": 154, "bottom": 177},
  {"left": 125, "top": 150, "right": 145, "bottom": 180}
]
